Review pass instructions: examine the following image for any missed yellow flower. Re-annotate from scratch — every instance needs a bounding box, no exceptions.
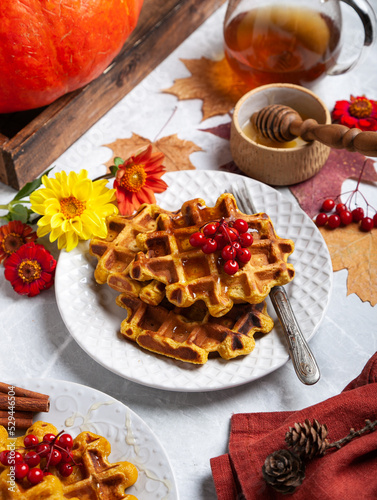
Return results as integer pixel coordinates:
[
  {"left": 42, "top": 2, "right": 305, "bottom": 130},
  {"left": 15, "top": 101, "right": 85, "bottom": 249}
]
[{"left": 30, "top": 170, "right": 118, "bottom": 251}]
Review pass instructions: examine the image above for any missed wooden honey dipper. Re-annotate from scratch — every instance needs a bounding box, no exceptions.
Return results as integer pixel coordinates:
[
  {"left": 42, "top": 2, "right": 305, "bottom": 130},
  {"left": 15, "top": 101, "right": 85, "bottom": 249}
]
[{"left": 251, "top": 104, "right": 377, "bottom": 156}]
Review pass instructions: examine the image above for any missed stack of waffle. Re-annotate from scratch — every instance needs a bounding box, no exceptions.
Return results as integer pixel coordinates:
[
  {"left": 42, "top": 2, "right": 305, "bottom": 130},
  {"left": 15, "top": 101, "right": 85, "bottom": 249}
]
[{"left": 90, "top": 193, "right": 295, "bottom": 364}]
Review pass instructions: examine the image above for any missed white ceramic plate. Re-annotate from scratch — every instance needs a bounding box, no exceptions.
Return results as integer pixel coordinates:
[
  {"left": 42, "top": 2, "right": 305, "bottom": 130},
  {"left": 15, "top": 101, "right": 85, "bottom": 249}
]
[
  {"left": 55, "top": 170, "right": 332, "bottom": 391},
  {"left": 10, "top": 378, "right": 178, "bottom": 500}
]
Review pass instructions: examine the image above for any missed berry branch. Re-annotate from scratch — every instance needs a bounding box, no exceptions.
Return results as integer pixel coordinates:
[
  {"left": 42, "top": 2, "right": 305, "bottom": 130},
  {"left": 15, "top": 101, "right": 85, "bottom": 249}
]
[
  {"left": 0, "top": 430, "right": 78, "bottom": 485},
  {"left": 315, "top": 160, "right": 377, "bottom": 231},
  {"left": 325, "top": 419, "right": 377, "bottom": 451},
  {"left": 189, "top": 218, "right": 253, "bottom": 275}
]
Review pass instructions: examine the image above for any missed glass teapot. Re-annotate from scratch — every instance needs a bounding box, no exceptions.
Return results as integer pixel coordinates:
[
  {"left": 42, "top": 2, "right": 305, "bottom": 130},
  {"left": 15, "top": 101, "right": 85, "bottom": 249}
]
[{"left": 223, "top": 0, "right": 376, "bottom": 87}]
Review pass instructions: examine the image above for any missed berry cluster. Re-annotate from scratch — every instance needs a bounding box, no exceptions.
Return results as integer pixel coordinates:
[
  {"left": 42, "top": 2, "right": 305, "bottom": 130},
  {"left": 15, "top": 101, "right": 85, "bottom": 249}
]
[
  {"left": 189, "top": 218, "right": 253, "bottom": 275},
  {"left": 315, "top": 198, "right": 377, "bottom": 231},
  {"left": 0, "top": 430, "right": 77, "bottom": 486}
]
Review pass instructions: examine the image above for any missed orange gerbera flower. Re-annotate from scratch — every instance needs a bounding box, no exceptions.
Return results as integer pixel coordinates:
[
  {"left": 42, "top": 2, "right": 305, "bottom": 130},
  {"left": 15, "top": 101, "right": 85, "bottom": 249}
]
[
  {"left": 114, "top": 145, "right": 168, "bottom": 215},
  {"left": 0, "top": 220, "right": 37, "bottom": 264}
]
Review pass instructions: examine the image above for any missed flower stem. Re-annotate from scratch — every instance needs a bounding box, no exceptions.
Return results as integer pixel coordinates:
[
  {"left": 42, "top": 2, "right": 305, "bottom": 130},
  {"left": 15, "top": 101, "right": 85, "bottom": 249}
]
[{"left": 93, "top": 173, "right": 113, "bottom": 181}]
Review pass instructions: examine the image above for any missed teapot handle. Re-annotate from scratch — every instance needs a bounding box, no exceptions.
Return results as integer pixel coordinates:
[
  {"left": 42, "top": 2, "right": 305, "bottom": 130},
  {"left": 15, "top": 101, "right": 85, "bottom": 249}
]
[{"left": 327, "top": 0, "right": 376, "bottom": 75}]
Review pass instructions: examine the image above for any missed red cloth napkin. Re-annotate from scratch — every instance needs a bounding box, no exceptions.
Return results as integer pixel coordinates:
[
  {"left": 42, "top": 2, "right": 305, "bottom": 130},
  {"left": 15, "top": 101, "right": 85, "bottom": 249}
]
[{"left": 210, "top": 352, "right": 377, "bottom": 500}]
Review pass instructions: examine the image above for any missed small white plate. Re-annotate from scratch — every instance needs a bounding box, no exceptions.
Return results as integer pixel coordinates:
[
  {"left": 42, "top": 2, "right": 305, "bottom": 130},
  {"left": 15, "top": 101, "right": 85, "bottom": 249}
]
[
  {"left": 9, "top": 378, "right": 178, "bottom": 500},
  {"left": 55, "top": 170, "right": 332, "bottom": 391}
]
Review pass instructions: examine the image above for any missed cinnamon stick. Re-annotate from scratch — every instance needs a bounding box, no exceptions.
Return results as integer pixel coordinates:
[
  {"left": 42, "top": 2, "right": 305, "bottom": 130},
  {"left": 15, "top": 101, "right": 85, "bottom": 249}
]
[
  {"left": 0, "top": 395, "right": 50, "bottom": 413},
  {"left": 0, "top": 410, "right": 33, "bottom": 419},
  {"left": 0, "top": 410, "right": 34, "bottom": 429},
  {"left": 0, "top": 382, "right": 49, "bottom": 400}
]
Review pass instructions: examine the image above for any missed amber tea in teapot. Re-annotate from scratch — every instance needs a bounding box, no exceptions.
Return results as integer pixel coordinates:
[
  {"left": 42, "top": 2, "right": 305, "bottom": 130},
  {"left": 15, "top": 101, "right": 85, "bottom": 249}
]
[{"left": 224, "top": 5, "right": 341, "bottom": 87}]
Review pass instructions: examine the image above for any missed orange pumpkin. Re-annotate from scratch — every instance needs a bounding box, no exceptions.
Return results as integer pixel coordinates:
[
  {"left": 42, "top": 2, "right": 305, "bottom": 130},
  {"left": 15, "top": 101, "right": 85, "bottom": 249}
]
[{"left": 0, "top": 0, "right": 143, "bottom": 113}]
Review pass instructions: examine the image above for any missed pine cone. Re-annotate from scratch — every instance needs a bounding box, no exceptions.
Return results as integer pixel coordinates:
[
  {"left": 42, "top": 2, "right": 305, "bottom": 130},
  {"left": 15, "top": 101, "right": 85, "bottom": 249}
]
[
  {"left": 262, "top": 449, "right": 305, "bottom": 495},
  {"left": 285, "top": 419, "right": 329, "bottom": 460}
]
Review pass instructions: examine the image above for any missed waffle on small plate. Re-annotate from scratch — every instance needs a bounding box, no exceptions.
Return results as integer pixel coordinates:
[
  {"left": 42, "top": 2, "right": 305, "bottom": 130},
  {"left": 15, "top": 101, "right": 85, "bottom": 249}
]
[{"left": 0, "top": 421, "right": 138, "bottom": 500}]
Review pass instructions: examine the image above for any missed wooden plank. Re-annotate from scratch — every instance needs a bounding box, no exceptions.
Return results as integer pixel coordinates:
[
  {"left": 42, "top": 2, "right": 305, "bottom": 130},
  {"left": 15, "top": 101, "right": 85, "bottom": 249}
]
[{"left": 0, "top": 0, "right": 225, "bottom": 190}]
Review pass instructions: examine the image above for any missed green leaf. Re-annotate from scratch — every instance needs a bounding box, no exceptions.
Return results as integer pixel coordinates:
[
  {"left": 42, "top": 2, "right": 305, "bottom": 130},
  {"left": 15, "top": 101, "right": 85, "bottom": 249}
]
[
  {"left": 13, "top": 167, "right": 54, "bottom": 201},
  {"left": 9, "top": 204, "right": 30, "bottom": 223},
  {"left": 113, "top": 157, "right": 124, "bottom": 167},
  {"left": 110, "top": 165, "right": 119, "bottom": 177},
  {"left": 14, "top": 179, "right": 43, "bottom": 201}
]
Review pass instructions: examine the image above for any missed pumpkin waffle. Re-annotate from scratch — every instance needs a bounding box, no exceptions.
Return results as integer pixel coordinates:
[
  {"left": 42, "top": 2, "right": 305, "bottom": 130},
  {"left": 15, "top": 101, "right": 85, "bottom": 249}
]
[
  {"left": 129, "top": 193, "right": 295, "bottom": 317},
  {"left": 116, "top": 293, "right": 274, "bottom": 364},
  {"left": 89, "top": 203, "right": 175, "bottom": 305},
  {"left": 0, "top": 421, "right": 138, "bottom": 500}
]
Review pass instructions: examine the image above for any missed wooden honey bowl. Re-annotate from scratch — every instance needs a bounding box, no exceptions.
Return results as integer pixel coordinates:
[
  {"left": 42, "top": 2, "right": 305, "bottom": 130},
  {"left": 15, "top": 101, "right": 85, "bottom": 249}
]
[{"left": 230, "top": 84, "right": 332, "bottom": 185}]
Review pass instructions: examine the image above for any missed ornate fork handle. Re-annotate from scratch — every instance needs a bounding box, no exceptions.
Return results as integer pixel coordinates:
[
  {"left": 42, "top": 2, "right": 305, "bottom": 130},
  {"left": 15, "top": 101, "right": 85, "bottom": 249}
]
[
  {"left": 231, "top": 182, "right": 320, "bottom": 385},
  {"left": 270, "top": 286, "right": 320, "bottom": 385}
]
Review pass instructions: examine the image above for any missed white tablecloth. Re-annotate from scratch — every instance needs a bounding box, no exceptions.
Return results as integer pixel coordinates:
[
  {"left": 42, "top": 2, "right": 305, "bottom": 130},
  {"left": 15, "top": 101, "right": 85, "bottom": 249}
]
[{"left": 0, "top": 2, "right": 376, "bottom": 498}]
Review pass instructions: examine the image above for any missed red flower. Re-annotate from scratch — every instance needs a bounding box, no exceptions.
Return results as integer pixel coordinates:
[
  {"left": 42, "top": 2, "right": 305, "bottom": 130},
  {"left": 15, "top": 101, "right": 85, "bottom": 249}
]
[
  {"left": 4, "top": 242, "right": 56, "bottom": 297},
  {"left": 0, "top": 220, "right": 37, "bottom": 264},
  {"left": 332, "top": 95, "right": 377, "bottom": 131},
  {"left": 114, "top": 145, "right": 168, "bottom": 215}
]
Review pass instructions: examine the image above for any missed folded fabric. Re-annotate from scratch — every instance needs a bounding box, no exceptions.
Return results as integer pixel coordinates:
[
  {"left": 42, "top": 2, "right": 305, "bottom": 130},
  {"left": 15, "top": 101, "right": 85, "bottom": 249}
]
[{"left": 211, "top": 352, "right": 377, "bottom": 500}]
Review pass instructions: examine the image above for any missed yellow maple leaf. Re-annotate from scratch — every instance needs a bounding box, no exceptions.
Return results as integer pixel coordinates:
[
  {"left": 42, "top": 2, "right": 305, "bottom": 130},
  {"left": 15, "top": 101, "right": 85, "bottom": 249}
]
[
  {"left": 104, "top": 133, "right": 200, "bottom": 172},
  {"left": 163, "top": 57, "right": 250, "bottom": 121},
  {"left": 319, "top": 224, "right": 377, "bottom": 306}
]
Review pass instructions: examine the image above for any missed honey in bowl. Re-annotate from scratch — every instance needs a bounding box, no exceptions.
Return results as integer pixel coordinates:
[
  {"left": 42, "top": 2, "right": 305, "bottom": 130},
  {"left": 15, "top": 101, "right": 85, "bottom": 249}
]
[
  {"left": 224, "top": 5, "right": 341, "bottom": 87},
  {"left": 242, "top": 119, "right": 307, "bottom": 149}
]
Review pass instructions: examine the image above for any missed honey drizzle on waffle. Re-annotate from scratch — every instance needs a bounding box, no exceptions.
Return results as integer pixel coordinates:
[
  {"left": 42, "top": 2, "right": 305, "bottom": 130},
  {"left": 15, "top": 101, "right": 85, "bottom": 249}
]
[
  {"left": 116, "top": 294, "right": 274, "bottom": 364},
  {"left": 130, "top": 194, "right": 295, "bottom": 317}
]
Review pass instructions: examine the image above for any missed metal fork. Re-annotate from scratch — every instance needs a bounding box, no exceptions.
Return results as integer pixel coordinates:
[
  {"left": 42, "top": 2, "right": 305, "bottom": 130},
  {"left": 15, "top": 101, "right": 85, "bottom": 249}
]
[{"left": 230, "top": 182, "right": 320, "bottom": 385}]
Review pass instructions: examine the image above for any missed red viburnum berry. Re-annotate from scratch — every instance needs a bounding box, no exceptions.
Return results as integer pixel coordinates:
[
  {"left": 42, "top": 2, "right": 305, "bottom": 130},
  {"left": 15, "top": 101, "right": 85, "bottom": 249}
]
[
  {"left": 27, "top": 468, "right": 44, "bottom": 485},
  {"left": 189, "top": 232, "right": 205, "bottom": 247},
  {"left": 237, "top": 248, "right": 251, "bottom": 263},
  {"left": 24, "top": 435, "right": 39, "bottom": 448},
  {"left": 223, "top": 259, "right": 239, "bottom": 275},
  {"left": 360, "top": 217, "right": 374, "bottom": 231},
  {"left": 233, "top": 219, "right": 248, "bottom": 233},
  {"left": 315, "top": 213, "right": 328, "bottom": 227},
  {"left": 352, "top": 207, "right": 364, "bottom": 222},
  {"left": 340, "top": 210, "right": 353, "bottom": 225},
  {"left": 321, "top": 199, "right": 335, "bottom": 212},
  {"left": 328, "top": 214, "right": 341, "bottom": 229},
  {"left": 15, "top": 463, "right": 29, "bottom": 480},
  {"left": 203, "top": 222, "right": 219, "bottom": 237},
  {"left": 336, "top": 203, "right": 347, "bottom": 214},
  {"left": 202, "top": 238, "right": 217, "bottom": 254}
]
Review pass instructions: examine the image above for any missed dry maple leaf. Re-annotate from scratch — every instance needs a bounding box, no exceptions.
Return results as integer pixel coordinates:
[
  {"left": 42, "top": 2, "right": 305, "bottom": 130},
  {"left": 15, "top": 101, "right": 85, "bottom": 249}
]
[
  {"left": 290, "top": 149, "right": 377, "bottom": 219},
  {"left": 199, "top": 121, "right": 232, "bottom": 140},
  {"left": 163, "top": 57, "right": 250, "bottom": 121},
  {"left": 319, "top": 224, "right": 377, "bottom": 306},
  {"left": 104, "top": 133, "right": 200, "bottom": 172}
]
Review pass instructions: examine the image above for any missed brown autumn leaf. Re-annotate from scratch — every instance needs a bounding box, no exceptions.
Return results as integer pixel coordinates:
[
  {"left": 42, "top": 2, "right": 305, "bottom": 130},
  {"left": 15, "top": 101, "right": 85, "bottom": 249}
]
[
  {"left": 319, "top": 224, "right": 377, "bottom": 306},
  {"left": 163, "top": 57, "right": 250, "bottom": 121},
  {"left": 104, "top": 133, "right": 200, "bottom": 172}
]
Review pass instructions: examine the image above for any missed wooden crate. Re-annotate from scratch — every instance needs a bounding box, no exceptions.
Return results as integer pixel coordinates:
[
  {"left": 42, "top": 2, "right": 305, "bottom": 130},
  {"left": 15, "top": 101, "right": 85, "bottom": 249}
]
[{"left": 0, "top": 0, "right": 225, "bottom": 190}]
